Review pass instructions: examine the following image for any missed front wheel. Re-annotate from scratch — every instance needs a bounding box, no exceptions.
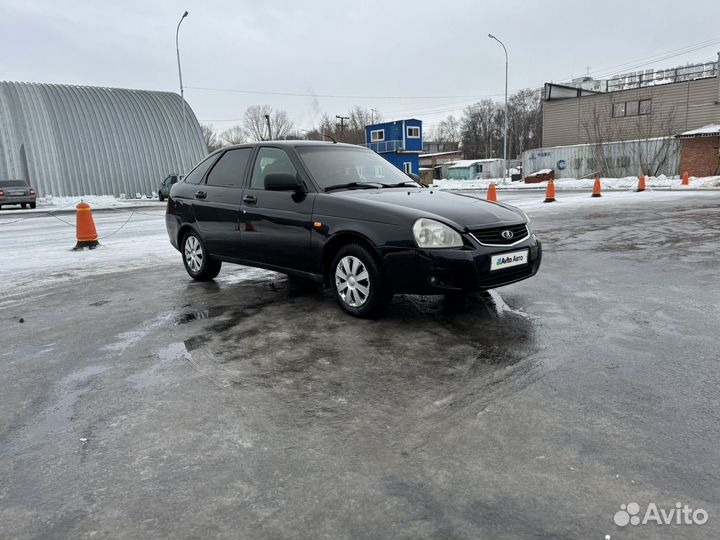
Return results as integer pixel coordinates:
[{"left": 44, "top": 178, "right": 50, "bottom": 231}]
[
  {"left": 331, "top": 244, "right": 390, "bottom": 318},
  {"left": 182, "top": 231, "right": 221, "bottom": 281},
  {"left": 159, "top": 194, "right": 165, "bottom": 202}
]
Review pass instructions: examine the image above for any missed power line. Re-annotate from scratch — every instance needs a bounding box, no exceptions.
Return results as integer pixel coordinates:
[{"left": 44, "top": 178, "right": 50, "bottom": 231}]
[{"left": 186, "top": 86, "right": 478, "bottom": 100}]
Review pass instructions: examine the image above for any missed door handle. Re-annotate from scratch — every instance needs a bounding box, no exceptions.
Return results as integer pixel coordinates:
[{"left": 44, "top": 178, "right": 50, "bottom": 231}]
[
  {"left": 195, "top": 190, "right": 207, "bottom": 200},
  {"left": 243, "top": 195, "right": 257, "bottom": 205}
]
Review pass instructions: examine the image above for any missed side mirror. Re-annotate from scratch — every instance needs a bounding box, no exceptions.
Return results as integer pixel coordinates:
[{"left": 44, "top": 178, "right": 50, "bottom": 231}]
[{"left": 264, "top": 173, "right": 304, "bottom": 192}]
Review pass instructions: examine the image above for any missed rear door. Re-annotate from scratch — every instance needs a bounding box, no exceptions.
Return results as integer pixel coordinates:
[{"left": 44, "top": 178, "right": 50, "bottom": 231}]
[
  {"left": 194, "top": 147, "right": 252, "bottom": 258},
  {"left": 239, "top": 146, "right": 316, "bottom": 272}
]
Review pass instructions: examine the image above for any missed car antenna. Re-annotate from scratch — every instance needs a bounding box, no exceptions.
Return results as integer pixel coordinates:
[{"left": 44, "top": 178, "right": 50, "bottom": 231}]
[{"left": 324, "top": 134, "right": 337, "bottom": 144}]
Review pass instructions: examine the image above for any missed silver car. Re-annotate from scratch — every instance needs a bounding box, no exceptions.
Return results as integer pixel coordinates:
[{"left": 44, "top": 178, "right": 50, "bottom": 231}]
[{"left": 0, "top": 180, "right": 36, "bottom": 209}]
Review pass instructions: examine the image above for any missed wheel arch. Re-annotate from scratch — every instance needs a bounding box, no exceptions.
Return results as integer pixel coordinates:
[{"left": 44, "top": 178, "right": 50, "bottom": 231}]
[{"left": 321, "top": 231, "right": 382, "bottom": 284}]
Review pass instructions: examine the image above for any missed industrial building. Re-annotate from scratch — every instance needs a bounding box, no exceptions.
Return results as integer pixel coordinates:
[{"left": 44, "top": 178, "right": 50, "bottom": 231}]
[
  {"left": 536, "top": 55, "right": 720, "bottom": 177},
  {"left": 0, "top": 81, "right": 206, "bottom": 197}
]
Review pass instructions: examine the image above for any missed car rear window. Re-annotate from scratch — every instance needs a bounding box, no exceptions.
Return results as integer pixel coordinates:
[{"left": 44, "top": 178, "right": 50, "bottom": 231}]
[{"left": 0, "top": 180, "right": 28, "bottom": 187}]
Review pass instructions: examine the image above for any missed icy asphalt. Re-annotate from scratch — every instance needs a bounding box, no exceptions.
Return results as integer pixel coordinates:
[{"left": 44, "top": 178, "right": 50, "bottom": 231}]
[{"left": 1, "top": 192, "right": 719, "bottom": 539}]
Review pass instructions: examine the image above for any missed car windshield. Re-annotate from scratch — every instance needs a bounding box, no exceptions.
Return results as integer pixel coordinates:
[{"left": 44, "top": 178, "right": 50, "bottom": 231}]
[
  {"left": 0, "top": 180, "right": 29, "bottom": 187},
  {"left": 295, "top": 146, "right": 418, "bottom": 190}
]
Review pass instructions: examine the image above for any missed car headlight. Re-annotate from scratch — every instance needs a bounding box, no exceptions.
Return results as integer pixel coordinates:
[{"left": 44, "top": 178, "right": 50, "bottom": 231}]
[{"left": 412, "top": 218, "right": 463, "bottom": 248}]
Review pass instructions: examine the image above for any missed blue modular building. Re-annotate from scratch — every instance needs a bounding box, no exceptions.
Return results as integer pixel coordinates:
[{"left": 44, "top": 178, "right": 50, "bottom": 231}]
[{"left": 365, "top": 119, "right": 422, "bottom": 175}]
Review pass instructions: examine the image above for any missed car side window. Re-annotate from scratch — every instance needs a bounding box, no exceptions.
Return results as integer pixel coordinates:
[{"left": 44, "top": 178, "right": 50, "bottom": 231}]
[
  {"left": 249, "top": 147, "right": 297, "bottom": 189},
  {"left": 206, "top": 148, "right": 252, "bottom": 188},
  {"left": 184, "top": 154, "right": 219, "bottom": 185}
]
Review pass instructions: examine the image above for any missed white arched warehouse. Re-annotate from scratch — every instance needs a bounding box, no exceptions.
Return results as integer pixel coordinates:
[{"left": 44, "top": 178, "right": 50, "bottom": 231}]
[{"left": 0, "top": 81, "right": 207, "bottom": 197}]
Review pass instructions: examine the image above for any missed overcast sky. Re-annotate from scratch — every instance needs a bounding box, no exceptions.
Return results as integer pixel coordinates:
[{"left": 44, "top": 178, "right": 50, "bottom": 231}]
[{"left": 2, "top": 0, "right": 719, "bottom": 134}]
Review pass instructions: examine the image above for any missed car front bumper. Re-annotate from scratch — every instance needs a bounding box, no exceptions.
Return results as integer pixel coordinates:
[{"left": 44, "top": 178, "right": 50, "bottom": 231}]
[{"left": 382, "top": 234, "right": 542, "bottom": 295}]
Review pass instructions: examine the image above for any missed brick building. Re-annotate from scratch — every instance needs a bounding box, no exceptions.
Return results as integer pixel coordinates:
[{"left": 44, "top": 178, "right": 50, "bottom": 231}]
[{"left": 677, "top": 125, "right": 720, "bottom": 176}]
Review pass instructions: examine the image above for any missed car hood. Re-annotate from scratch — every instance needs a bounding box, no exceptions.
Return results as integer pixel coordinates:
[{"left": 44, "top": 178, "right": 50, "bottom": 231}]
[{"left": 328, "top": 188, "right": 524, "bottom": 230}]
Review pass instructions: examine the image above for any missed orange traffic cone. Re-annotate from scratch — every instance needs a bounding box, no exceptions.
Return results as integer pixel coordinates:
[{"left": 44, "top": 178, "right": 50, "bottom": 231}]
[
  {"left": 487, "top": 183, "right": 498, "bottom": 202},
  {"left": 681, "top": 171, "right": 690, "bottom": 186},
  {"left": 73, "top": 201, "right": 100, "bottom": 250},
  {"left": 637, "top": 175, "right": 646, "bottom": 192},
  {"left": 544, "top": 179, "right": 556, "bottom": 203},
  {"left": 592, "top": 178, "right": 602, "bottom": 197}
]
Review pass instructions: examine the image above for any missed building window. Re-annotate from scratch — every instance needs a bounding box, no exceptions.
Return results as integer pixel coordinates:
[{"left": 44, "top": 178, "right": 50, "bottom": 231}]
[
  {"left": 625, "top": 101, "right": 639, "bottom": 117},
  {"left": 370, "top": 129, "right": 385, "bottom": 142},
  {"left": 612, "top": 102, "right": 626, "bottom": 118},
  {"left": 639, "top": 99, "right": 652, "bottom": 115},
  {"left": 403, "top": 162, "right": 412, "bottom": 174},
  {"left": 406, "top": 126, "right": 420, "bottom": 138}
]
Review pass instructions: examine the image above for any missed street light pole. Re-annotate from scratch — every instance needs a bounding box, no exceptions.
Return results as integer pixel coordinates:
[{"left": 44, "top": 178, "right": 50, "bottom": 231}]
[
  {"left": 488, "top": 33, "right": 508, "bottom": 179},
  {"left": 264, "top": 114, "right": 272, "bottom": 140},
  {"left": 176, "top": 10, "right": 189, "bottom": 172}
]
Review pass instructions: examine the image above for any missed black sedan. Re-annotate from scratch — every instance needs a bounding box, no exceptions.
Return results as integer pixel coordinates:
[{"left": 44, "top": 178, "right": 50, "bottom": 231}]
[{"left": 166, "top": 141, "right": 541, "bottom": 317}]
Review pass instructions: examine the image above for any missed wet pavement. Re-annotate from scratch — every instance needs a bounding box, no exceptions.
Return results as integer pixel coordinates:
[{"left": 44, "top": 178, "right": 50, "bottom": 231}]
[{"left": 1, "top": 193, "right": 719, "bottom": 539}]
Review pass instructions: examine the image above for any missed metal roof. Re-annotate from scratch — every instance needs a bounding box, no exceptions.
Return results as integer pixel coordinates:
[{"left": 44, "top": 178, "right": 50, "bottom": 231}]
[
  {"left": 676, "top": 124, "right": 720, "bottom": 139},
  {"left": 0, "top": 81, "right": 207, "bottom": 197}
]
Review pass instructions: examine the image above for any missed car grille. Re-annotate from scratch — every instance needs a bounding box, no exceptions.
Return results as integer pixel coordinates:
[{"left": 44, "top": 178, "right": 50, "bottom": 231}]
[
  {"left": 477, "top": 264, "right": 534, "bottom": 288},
  {"left": 470, "top": 223, "right": 529, "bottom": 246}
]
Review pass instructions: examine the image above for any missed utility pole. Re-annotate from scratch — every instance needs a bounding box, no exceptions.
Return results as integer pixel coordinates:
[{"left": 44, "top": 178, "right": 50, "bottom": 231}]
[
  {"left": 336, "top": 115, "right": 349, "bottom": 141},
  {"left": 175, "top": 10, "right": 189, "bottom": 171},
  {"left": 370, "top": 108, "right": 378, "bottom": 124},
  {"left": 264, "top": 114, "right": 272, "bottom": 140}
]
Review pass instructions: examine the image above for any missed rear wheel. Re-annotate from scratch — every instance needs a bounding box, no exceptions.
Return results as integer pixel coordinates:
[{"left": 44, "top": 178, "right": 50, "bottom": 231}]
[
  {"left": 159, "top": 194, "right": 165, "bottom": 202},
  {"left": 331, "top": 244, "right": 390, "bottom": 318},
  {"left": 29, "top": 202, "right": 36, "bottom": 209},
  {"left": 182, "top": 231, "right": 221, "bottom": 281},
  {"left": 21, "top": 203, "right": 27, "bottom": 209}
]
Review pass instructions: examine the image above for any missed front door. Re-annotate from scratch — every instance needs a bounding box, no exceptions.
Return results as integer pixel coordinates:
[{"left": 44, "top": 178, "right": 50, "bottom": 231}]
[{"left": 239, "top": 146, "right": 315, "bottom": 272}]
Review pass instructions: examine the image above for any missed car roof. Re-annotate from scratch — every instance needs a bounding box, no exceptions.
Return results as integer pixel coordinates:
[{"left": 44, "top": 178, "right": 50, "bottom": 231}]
[{"left": 219, "top": 140, "right": 365, "bottom": 152}]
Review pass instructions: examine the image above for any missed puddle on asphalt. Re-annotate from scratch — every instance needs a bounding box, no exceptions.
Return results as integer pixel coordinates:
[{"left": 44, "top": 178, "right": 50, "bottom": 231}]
[
  {"left": 126, "top": 342, "right": 191, "bottom": 389},
  {"left": 175, "top": 306, "right": 231, "bottom": 325},
  {"left": 10, "top": 364, "right": 110, "bottom": 452}
]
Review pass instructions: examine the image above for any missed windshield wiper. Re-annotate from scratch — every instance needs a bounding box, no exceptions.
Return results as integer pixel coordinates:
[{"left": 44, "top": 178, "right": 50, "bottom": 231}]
[
  {"left": 324, "top": 182, "right": 384, "bottom": 192},
  {"left": 382, "top": 181, "right": 421, "bottom": 188}
]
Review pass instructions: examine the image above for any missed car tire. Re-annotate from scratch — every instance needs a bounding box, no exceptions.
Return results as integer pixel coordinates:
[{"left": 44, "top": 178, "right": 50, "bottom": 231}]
[
  {"left": 181, "top": 231, "right": 221, "bottom": 281},
  {"left": 330, "top": 244, "right": 390, "bottom": 318},
  {"left": 159, "top": 194, "right": 164, "bottom": 202},
  {"left": 21, "top": 203, "right": 27, "bottom": 209},
  {"left": 29, "top": 202, "right": 36, "bottom": 209}
]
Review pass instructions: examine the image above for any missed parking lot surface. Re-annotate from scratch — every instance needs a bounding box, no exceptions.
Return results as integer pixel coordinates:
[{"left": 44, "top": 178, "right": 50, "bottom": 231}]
[{"left": 1, "top": 192, "right": 719, "bottom": 539}]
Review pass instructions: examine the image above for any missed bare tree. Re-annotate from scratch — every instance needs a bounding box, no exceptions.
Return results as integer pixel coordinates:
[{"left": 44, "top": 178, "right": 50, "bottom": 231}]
[
  {"left": 200, "top": 123, "right": 222, "bottom": 153},
  {"left": 243, "top": 105, "right": 272, "bottom": 142},
  {"left": 220, "top": 125, "right": 247, "bottom": 146},
  {"left": 433, "top": 115, "right": 461, "bottom": 143},
  {"left": 271, "top": 109, "right": 294, "bottom": 139},
  {"left": 243, "top": 105, "right": 295, "bottom": 141},
  {"left": 580, "top": 91, "right": 680, "bottom": 177}
]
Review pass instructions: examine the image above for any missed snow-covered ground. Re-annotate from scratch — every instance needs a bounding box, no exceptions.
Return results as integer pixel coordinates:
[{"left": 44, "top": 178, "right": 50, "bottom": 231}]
[
  {"left": 0, "top": 195, "right": 165, "bottom": 215},
  {"left": 1, "top": 190, "right": 718, "bottom": 297},
  {"left": 432, "top": 174, "right": 720, "bottom": 191},
  {"left": 0, "top": 209, "right": 271, "bottom": 298}
]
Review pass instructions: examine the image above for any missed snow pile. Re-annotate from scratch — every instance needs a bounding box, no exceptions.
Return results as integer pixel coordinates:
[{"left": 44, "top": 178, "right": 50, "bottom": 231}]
[{"left": 431, "top": 175, "right": 720, "bottom": 191}]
